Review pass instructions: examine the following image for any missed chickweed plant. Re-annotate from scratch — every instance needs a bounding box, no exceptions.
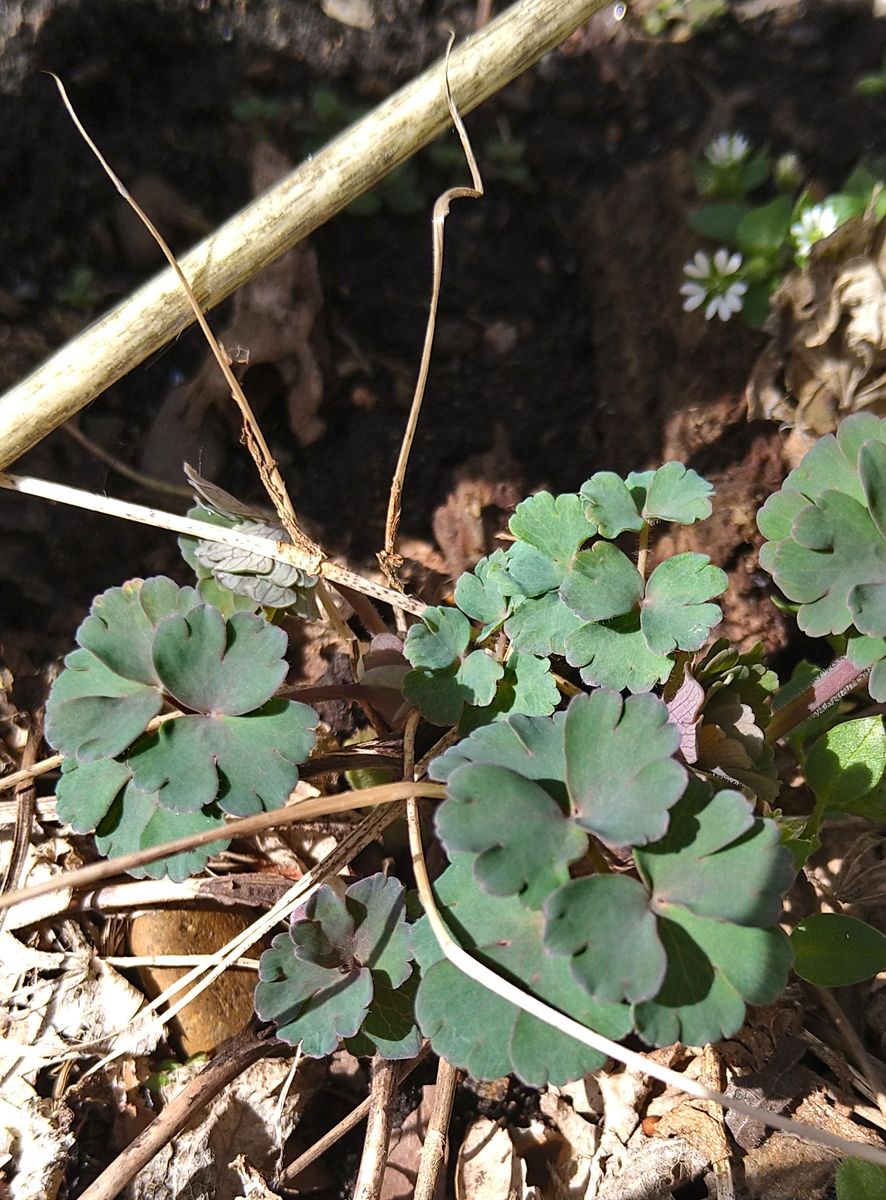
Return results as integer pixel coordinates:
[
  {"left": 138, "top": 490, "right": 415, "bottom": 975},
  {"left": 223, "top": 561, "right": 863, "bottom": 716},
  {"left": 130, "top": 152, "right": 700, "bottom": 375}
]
[
  {"left": 6, "top": 52, "right": 886, "bottom": 1178},
  {"left": 682, "top": 131, "right": 886, "bottom": 326}
]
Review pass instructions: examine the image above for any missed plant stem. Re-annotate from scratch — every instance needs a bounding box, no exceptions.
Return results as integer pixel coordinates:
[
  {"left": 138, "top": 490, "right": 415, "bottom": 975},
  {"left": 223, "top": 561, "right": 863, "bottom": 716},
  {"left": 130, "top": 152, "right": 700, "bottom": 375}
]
[
  {"left": 353, "top": 1057, "right": 399, "bottom": 1200},
  {"left": 764, "top": 656, "right": 870, "bottom": 744},
  {"left": 0, "top": 0, "right": 611, "bottom": 470}
]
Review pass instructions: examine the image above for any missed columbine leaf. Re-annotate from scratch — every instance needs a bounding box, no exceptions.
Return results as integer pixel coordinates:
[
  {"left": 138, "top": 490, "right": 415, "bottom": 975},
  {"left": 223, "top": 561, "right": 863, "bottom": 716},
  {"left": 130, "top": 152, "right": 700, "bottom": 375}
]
[
  {"left": 404, "top": 607, "right": 471, "bottom": 670},
  {"left": 504, "top": 591, "right": 583, "bottom": 657},
  {"left": 403, "top": 651, "right": 504, "bottom": 726},
  {"left": 94, "top": 783, "right": 228, "bottom": 882},
  {"left": 640, "top": 553, "right": 726, "bottom": 655},
  {"left": 836, "top": 1159, "right": 886, "bottom": 1200},
  {"left": 579, "top": 472, "right": 644, "bottom": 538},
  {"left": 44, "top": 648, "right": 162, "bottom": 763},
  {"left": 435, "top": 764, "right": 587, "bottom": 909},
  {"left": 454, "top": 551, "right": 514, "bottom": 633},
  {"left": 560, "top": 543, "right": 643, "bottom": 623},
  {"left": 544, "top": 874, "right": 666, "bottom": 1003},
  {"left": 563, "top": 616, "right": 674, "bottom": 693},
  {"left": 505, "top": 493, "right": 596, "bottom": 595},
  {"left": 126, "top": 699, "right": 317, "bottom": 817},
  {"left": 428, "top": 711, "right": 567, "bottom": 787},
  {"left": 56, "top": 758, "right": 132, "bottom": 832},
  {"left": 640, "top": 463, "right": 714, "bottom": 525},
  {"left": 757, "top": 414, "right": 886, "bottom": 637},
  {"left": 564, "top": 691, "right": 685, "bottom": 846},
  {"left": 543, "top": 781, "right": 793, "bottom": 1042},
  {"left": 152, "top": 606, "right": 290, "bottom": 716},
  {"left": 412, "top": 855, "right": 632, "bottom": 1086},
  {"left": 631, "top": 782, "right": 794, "bottom": 1045},
  {"left": 78, "top": 576, "right": 200, "bottom": 685},
  {"left": 255, "top": 874, "right": 417, "bottom": 1059}
]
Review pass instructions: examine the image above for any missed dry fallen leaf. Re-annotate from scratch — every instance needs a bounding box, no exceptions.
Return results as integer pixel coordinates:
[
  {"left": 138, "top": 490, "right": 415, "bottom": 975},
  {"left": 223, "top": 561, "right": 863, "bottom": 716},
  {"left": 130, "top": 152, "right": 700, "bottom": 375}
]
[
  {"left": 455, "top": 1117, "right": 528, "bottom": 1200},
  {"left": 747, "top": 211, "right": 886, "bottom": 439}
]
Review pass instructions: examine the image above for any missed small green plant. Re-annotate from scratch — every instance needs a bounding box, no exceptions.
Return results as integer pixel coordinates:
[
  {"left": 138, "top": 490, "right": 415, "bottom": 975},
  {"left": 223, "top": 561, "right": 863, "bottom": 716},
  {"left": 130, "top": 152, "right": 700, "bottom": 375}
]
[
  {"left": 42, "top": 411, "right": 886, "bottom": 1087},
  {"left": 640, "top": 0, "right": 727, "bottom": 39},
  {"left": 681, "top": 132, "right": 886, "bottom": 327}
]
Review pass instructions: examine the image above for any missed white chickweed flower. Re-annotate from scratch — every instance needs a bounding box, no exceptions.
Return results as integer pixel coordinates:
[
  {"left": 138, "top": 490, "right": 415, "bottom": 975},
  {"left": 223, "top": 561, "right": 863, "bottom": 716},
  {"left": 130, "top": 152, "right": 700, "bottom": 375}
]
[
  {"left": 704, "top": 132, "right": 751, "bottom": 168},
  {"left": 790, "top": 202, "right": 840, "bottom": 260},
  {"left": 680, "top": 248, "right": 748, "bottom": 322}
]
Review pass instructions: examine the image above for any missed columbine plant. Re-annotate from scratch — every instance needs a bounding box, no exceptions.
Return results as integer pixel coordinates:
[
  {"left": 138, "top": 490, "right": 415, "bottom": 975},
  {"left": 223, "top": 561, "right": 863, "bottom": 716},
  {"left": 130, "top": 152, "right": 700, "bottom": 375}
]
[
  {"left": 41, "top": 410, "right": 886, "bottom": 1085},
  {"left": 682, "top": 132, "right": 886, "bottom": 327}
]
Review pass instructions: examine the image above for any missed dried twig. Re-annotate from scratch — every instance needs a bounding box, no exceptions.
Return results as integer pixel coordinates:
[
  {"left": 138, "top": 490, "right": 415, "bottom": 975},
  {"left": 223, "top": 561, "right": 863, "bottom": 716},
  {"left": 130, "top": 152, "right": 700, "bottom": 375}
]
[
  {"left": 380, "top": 38, "right": 484, "bottom": 588},
  {"left": 353, "top": 1057, "right": 399, "bottom": 1200},
  {"left": 75, "top": 1029, "right": 291, "bottom": 1200},
  {"left": 415, "top": 1057, "right": 461, "bottom": 1200}
]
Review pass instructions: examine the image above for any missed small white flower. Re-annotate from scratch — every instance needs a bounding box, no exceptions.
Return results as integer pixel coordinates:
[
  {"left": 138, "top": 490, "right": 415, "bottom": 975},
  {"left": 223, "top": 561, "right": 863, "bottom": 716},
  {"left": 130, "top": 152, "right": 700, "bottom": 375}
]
[
  {"left": 704, "top": 132, "right": 751, "bottom": 168},
  {"left": 791, "top": 202, "right": 840, "bottom": 259},
  {"left": 680, "top": 248, "right": 748, "bottom": 322}
]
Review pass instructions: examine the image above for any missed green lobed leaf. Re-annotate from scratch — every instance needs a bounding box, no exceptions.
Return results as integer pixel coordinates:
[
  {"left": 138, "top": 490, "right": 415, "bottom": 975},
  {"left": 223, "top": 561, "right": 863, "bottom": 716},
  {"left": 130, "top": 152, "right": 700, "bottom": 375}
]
[
  {"left": 126, "top": 699, "right": 317, "bottom": 817},
  {"left": 792, "top": 913, "right": 886, "bottom": 987},
  {"left": 404, "top": 607, "right": 471, "bottom": 670},
  {"left": 504, "top": 591, "right": 583, "bottom": 657},
  {"left": 428, "top": 710, "right": 567, "bottom": 787},
  {"left": 403, "top": 649, "right": 504, "bottom": 726},
  {"left": 152, "top": 606, "right": 291, "bottom": 716},
  {"left": 56, "top": 758, "right": 132, "bottom": 832},
  {"left": 458, "top": 652, "right": 560, "bottom": 732},
  {"left": 78, "top": 576, "right": 201, "bottom": 686},
  {"left": 579, "top": 472, "right": 644, "bottom": 538},
  {"left": 412, "top": 855, "right": 632, "bottom": 1086},
  {"left": 757, "top": 415, "right": 886, "bottom": 638},
  {"left": 44, "top": 648, "right": 162, "bottom": 763},
  {"left": 564, "top": 615, "right": 675, "bottom": 694},
  {"left": 504, "top": 493, "right": 597, "bottom": 596},
  {"left": 94, "top": 782, "right": 228, "bottom": 882},
  {"left": 564, "top": 690, "right": 686, "bottom": 846},
  {"left": 435, "top": 764, "right": 587, "bottom": 909},
  {"left": 453, "top": 550, "right": 515, "bottom": 634},
  {"left": 255, "top": 874, "right": 417, "bottom": 1058},
  {"left": 560, "top": 543, "right": 643, "bottom": 623},
  {"left": 640, "top": 553, "right": 726, "bottom": 655},
  {"left": 641, "top": 463, "right": 715, "bottom": 525}
]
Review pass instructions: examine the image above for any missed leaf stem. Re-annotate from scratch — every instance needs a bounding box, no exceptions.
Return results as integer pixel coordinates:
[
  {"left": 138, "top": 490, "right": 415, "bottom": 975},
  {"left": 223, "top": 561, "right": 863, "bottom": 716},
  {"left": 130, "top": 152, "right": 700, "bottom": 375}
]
[
  {"left": 636, "top": 521, "right": 650, "bottom": 581},
  {"left": 765, "top": 656, "right": 871, "bottom": 744}
]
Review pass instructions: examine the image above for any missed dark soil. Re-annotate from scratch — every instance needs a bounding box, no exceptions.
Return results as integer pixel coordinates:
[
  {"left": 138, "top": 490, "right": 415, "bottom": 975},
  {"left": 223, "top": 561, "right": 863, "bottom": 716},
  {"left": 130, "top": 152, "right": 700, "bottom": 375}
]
[{"left": 3, "top": 0, "right": 886, "bottom": 1195}]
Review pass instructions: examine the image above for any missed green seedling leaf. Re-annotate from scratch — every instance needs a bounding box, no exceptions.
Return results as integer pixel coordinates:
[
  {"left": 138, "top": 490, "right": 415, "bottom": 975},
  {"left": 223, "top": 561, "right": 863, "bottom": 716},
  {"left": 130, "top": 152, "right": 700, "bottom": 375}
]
[
  {"left": 641, "top": 463, "right": 715, "bottom": 525},
  {"left": 412, "top": 855, "right": 632, "bottom": 1086},
  {"left": 56, "top": 757, "right": 132, "bottom": 832},
  {"left": 631, "top": 782, "right": 794, "bottom": 1045},
  {"left": 126, "top": 698, "right": 317, "bottom": 817},
  {"left": 45, "top": 648, "right": 163, "bottom": 763},
  {"left": 429, "top": 710, "right": 567, "bottom": 786},
  {"left": 94, "top": 783, "right": 228, "bottom": 882},
  {"left": 640, "top": 554, "right": 727, "bottom": 655},
  {"left": 805, "top": 717, "right": 886, "bottom": 812},
  {"left": 792, "top": 913, "right": 886, "bottom": 986},
  {"left": 545, "top": 874, "right": 666, "bottom": 1003},
  {"left": 561, "top": 543, "right": 643, "bottom": 623},
  {"left": 404, "top": 650, "right": 504, "bottom": 726},
  {"left": 836, "top": 1158, "right": 886, "bottom": 1200},
  {"left": 459, "top": 652, "right": 560, "bottom": 731},
  {"left": 687, "top": 202, "right": 749, "bottom": 243},
  {"left": 579, "top": 472, "right": 644, "bottom": 538},
  {"left": 735, "top": 194, "right": 794, "bottom": 257},
  {"left": 564, "top": 690, "right": 685, "bottom": 846},
  {"left": 504, "top": 591, "right": 583, "bottom": 657},
  {"left": 435, "top": 764, "right": 587, "bottom": 909},
  {"left": 757, "top": 415, "right": 886, "bottom": 638},
  {"left": 404, "top": 606, "right": 471, "bottom": 670},
  {"left": 78, "top": 576, "right": 200, "bottom": 685},
  {"left": 454, "top": 551, "right": 514, "bottom": 634},
  {"left": 255, "top": 874, "right": 417, "bottom": 1058},
  {"left": 152, "top": 606, "right": 290, "bottom": 716},
  {"left": 505, "top": 492, "right": 596, "bottom": 595},
  {"left": 564, "top": 615, "right": 674, "bottom": 694}
]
